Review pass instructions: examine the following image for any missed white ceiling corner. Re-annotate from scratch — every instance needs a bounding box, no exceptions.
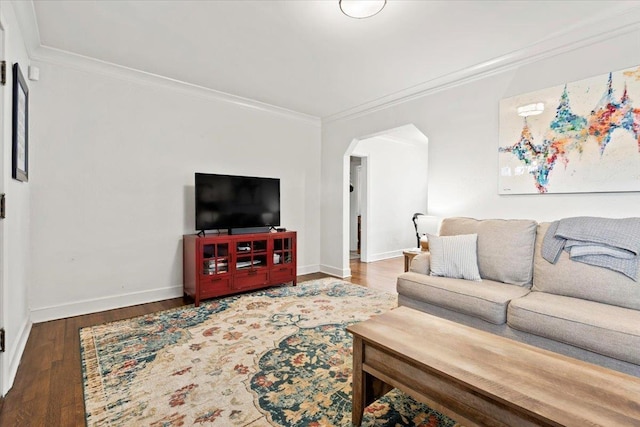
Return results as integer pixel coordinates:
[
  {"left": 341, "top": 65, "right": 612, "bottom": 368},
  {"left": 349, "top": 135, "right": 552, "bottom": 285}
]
[
  {"left": 9, "top": 0, "right": 40, "bottom": 55},
  {"left": 13, "top": 0, "right": 640, "bottom": 123}
]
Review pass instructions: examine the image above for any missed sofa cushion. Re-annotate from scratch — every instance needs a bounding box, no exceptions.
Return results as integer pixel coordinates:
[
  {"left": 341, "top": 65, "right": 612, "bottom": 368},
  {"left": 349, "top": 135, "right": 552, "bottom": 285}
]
[
  {"left": 439, "top": 217, "right": 537, "bottom": 287},
  {"left": 428, "top": 233, "right": 481, "bottom": 281},
  {"left": 409, "top": 252, "right": 430, "bottom": 274},
  {"left": 508, "top": 292, "right": 640, "bottom": 365},
  {"left": 397, "top": 272, "right": 530, "bottom": 324},
  {"left": 533, "top": 222, "right": 640, "bottom": 310}
]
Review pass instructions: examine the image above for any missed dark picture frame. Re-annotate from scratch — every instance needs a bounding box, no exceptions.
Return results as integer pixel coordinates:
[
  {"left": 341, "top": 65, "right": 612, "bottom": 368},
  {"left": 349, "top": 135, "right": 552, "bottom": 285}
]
[{"left": 12, "top": 63, "right": 28, "bottom": 182}]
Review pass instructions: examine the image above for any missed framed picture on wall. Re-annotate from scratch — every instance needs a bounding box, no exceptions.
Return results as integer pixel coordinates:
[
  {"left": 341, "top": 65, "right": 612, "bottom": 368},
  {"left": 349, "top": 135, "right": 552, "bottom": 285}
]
[
  {"left": 498, "top": 65, "right": 640, "bottom": 194},
  {"left": 12, "top": 63, "right": 29, "bottom": 182}
]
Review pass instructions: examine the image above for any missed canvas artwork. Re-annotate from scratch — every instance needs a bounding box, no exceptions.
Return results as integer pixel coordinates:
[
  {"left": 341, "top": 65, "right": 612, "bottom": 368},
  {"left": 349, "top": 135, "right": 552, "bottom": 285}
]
[{"left": 498, "top": 65, "right": 640, "bottom": 194}]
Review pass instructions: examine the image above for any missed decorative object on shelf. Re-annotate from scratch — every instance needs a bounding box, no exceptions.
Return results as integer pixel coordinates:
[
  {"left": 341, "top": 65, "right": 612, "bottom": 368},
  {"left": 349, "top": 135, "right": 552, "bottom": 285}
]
[
  {"left": 499, "top": 64, "right": 640, "bottom": 195},
  {"left": 339, "top": 0, "right": 386, "bottom": 19},
  {"left": 12, "top": 63, "right": 29, "bottom": 182},
  {"left": 412, "top": 213, "right": 439, "bottom": 249}
]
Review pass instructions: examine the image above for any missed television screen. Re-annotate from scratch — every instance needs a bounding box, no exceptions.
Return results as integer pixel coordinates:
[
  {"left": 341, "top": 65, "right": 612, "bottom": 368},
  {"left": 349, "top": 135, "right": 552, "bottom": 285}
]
[{"left": 195, "top": 173, "right": 280, "bottom": 232}]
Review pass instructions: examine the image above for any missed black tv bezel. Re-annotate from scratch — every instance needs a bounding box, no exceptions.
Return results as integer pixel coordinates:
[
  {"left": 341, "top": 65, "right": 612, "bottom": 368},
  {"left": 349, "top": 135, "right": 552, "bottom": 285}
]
[{"left": 195, "top": 172, "right": 281, "bottom": 234}]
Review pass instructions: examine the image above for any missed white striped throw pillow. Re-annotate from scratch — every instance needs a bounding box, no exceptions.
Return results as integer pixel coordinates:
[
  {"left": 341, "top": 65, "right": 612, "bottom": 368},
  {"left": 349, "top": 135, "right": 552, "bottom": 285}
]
[{"left": 428, "top": 233, "right": 481, "bottom": 281}]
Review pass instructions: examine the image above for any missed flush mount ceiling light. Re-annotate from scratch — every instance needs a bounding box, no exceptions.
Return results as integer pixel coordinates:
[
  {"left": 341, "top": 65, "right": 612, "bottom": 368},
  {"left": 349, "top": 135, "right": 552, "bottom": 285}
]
[
  {"left": 339, "top": 0, "right": 386, "bottom": 19},
  {"left": 517, "top": 102, "right": 545, "bottom": 117}
]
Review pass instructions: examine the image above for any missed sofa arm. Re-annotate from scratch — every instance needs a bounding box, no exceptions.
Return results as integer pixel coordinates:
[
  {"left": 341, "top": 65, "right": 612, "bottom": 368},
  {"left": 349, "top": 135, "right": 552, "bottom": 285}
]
[{"left": 409, "top": 252, "right": 431, "bottom": 274}]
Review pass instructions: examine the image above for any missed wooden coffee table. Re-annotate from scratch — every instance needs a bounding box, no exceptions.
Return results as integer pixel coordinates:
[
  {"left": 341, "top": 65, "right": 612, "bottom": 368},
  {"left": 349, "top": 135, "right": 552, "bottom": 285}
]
[{"left": 347, "top": 306, "right": 640, "bottom": 427}]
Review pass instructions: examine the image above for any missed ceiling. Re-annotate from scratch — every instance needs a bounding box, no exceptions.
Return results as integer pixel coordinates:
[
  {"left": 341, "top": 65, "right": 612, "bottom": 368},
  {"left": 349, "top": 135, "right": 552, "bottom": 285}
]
[{"left": 29, "top": 0, "right": 640, "bottom": 120}]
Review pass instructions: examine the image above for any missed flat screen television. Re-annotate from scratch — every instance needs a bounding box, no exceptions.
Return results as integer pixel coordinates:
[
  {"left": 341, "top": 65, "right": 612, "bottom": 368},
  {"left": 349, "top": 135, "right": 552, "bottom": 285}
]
[{"left": 195, "top": 173, "right": 280, "bottom": 233}]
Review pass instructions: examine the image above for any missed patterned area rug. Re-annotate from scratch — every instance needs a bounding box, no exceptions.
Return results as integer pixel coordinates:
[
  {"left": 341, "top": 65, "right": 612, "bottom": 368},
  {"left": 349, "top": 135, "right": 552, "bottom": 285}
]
[{"left": 80, "top": 278, "right": 460, "bottom": 426}]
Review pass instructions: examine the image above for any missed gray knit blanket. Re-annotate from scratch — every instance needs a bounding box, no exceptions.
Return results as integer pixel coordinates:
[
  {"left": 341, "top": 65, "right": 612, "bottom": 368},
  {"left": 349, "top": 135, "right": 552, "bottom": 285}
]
[{"left": 542, "top": 217, "right": 640, "bottom": 281}]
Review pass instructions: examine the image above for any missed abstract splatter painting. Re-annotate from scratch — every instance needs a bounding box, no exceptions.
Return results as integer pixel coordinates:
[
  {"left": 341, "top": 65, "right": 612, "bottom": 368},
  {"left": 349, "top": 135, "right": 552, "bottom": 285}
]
[{"left": 498, "top": 65, "right": 640, "bottom": 194}]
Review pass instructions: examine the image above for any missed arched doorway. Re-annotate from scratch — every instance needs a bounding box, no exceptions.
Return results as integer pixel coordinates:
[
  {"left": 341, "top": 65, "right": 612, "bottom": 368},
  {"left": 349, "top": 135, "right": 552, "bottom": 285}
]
[{"left": 343, "top": 124, "right": 429, "bottom": 274}]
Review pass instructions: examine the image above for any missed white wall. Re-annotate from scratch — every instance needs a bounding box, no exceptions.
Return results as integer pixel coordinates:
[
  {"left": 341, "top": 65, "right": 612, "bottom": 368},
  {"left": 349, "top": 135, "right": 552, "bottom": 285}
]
[
  {"left": 352, "top": 135, "right": 428, "bottom": 261},
  {"left": 0, "top": 1, "right": 32, "bottom": 396},
  {"left": 321, "top": 27, "right": 640, "bottom": 277},
  {"left": 28, "top": 55, "right": 321, "bottom": 322}
]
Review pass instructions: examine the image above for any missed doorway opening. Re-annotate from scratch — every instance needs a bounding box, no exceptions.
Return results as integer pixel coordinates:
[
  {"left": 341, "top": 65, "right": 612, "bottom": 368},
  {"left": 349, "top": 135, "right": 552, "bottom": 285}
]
[
  {"left": 344, "top": 124, "right": 429, "bottom": 274},
  {"left": 349, "top": 156, "right": 364, "bottom": 261}
]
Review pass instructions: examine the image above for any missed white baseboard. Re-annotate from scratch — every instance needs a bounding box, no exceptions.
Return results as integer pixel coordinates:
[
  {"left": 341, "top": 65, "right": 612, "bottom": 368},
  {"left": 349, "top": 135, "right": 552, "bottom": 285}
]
[
  {"left": 28, "top": 262, "right": 327, "bottom": 323},
  {"left": 3, "top": 316, "right": 32, "bottom": 396},
  {"left": 297, "top": 264, "right": 320, "bottom": 276},
  {"left": 364, "top": 249, "right": 403, "bottom": 263},
  {"left": 319, "top": 264, "right": 351, "bottom": 278},
  {"left": 30, "top": 264, "right": 323, "bottom": 323},
  {"left": 30, "top": 285, "right": 184, "bottom": 323}
]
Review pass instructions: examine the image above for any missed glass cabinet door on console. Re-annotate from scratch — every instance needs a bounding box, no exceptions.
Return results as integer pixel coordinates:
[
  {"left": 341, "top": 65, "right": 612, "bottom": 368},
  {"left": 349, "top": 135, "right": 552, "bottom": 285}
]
[
  {"left": 183, "top": 234, "right": 234, "bottom": 307},
  {"left": 272, "top": 236, "right": 293, "bottom": 265},
  {"left": 198, "top": 241, "right": 232, "bottom": 300},
  {"left": 234, "top": 237, "right": 269, "bottom": 290},
  {"left": 271, "top": 233, "right": 297, "bottom": 285},
  {"left": 235, "top": 238, "right": 269, "bottom": 270},
  {"left": 202, "top": 242, "right": 229, "bottom": 275}
]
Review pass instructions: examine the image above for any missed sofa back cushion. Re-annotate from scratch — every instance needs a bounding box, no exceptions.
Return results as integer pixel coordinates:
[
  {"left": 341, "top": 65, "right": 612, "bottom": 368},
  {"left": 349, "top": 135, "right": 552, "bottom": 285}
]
[
  {"left": 439, "top": 217, "right": 537, "bottom": 287},
  {"left": 533, "top": 222, "right": 640, "bottom": 310}
]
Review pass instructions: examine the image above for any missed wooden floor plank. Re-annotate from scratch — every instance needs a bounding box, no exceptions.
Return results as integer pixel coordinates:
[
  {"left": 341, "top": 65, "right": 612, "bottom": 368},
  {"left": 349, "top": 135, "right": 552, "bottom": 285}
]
[{"left": 0, "top": 258, "right": 401, "bottom": 426}]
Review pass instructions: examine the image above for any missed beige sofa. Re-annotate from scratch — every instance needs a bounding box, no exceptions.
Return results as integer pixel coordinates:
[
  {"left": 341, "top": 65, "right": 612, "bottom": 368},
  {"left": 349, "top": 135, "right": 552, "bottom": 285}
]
[{"left": 396, "top": 217, "right": 640, "bottom": 377}]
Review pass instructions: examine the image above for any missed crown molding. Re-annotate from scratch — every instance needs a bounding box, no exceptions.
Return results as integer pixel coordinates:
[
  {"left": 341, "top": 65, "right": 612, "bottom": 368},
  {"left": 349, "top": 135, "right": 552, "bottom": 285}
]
[
  {"left": 323, "top": 4, "right": 640, "bottom": 124},
  {"left": 10, "top": 1, "right": 320, "bottom": 126},
  {"left": 31, "top": 46, "right": 321, "bottom": 125}
]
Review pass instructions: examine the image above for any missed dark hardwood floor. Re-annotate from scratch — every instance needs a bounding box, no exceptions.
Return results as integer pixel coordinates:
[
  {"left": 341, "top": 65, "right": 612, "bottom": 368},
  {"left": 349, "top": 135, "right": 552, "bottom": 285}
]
[{"left": 0, "top": 256, "right": 402, "bottom": 426}]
